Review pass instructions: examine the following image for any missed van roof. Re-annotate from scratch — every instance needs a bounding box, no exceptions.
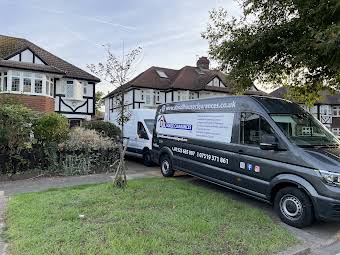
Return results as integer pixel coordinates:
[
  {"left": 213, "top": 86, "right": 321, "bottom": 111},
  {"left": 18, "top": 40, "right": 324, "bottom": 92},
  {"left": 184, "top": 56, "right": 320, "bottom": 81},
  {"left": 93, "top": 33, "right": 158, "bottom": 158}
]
[
  {"left": 158, "top": 95, "right": 304, "bottom": 114},
  {"left": 250, "top": 96, "right": 304, "bottom": 114}
]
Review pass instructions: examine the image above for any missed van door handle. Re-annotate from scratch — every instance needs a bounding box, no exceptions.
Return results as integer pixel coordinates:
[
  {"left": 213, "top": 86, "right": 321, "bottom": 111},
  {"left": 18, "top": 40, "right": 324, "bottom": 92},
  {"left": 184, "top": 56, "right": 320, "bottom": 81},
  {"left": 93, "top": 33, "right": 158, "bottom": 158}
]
[{"left": 238, "top": 149, "right": 244, "bottom": 153}]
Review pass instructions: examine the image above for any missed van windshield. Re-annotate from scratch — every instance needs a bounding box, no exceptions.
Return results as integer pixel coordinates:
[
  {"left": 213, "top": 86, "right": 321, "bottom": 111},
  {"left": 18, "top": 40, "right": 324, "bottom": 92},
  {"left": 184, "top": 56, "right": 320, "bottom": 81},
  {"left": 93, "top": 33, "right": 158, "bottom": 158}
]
[
  {"left": 271, "top": 113, "right": 340, "bottom": 148},
  {"left": 144, "top": 119, "right": 155, "bottom": 133}
]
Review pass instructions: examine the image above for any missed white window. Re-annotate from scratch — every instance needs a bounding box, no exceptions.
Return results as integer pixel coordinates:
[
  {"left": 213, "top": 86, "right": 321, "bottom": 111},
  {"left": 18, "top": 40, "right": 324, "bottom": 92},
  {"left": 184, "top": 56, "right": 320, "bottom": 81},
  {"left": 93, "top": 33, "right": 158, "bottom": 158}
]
[
  {"left": 64, "top": 80, "right": 83, "bottom": 99},
  {"left": 3, "top": 73, "right": 7, "bottom": 91},
  {"left": 50, "top": 83, "right": 54, "bottom": 96},
  {"left": 66, "top": 81, "right": 74, "bottom": 98},
  {"left": 145, "top": 95, "right": 151, "bottom": 104},
  {"left": 23, "top": 78, "right": 32, "bottom": 93},
  {"left": 35, "top": 80, "right": 42, "bottom": 93},
  {"left": 332, "top": 106, "right": 340, "bottom": 117},
  {"left": 21, "top": 49, "right": 34, "bottom": 63},
  {"left": 11, "top": 77, "right": 20, "bottom": 92}
]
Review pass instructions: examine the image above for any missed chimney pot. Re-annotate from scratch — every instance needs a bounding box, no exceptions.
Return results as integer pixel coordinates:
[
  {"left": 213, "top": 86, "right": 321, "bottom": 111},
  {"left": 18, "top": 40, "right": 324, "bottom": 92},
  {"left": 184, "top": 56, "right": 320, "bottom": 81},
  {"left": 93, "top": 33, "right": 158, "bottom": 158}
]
[{"left": 196, "top": 56, "right": 210, "bottom": 69}]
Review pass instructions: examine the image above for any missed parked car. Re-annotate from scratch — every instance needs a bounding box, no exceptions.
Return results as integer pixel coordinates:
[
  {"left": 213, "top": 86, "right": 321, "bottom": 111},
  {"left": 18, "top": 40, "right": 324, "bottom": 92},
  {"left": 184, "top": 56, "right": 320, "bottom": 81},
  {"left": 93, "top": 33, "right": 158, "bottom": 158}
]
[
  {"left": 152, "top": 96, "right": 340, "bottom": 228},
  {"left": 117, "top": 109, "right": 156, "bottom": 166}
]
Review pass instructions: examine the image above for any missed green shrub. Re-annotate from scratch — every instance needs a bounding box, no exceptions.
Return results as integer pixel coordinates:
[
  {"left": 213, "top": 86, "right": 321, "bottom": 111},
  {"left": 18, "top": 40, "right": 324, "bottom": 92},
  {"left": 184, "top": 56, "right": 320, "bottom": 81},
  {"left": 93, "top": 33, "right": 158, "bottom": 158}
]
[
  {"left": 0, "top": 104, "right": 37, "bottom": 174},
  {"left": 82, "top": 120, "right": 120, "bottom": 140},
  {"left": 33, "top": 113, "right": 69, "bottom": 145}
]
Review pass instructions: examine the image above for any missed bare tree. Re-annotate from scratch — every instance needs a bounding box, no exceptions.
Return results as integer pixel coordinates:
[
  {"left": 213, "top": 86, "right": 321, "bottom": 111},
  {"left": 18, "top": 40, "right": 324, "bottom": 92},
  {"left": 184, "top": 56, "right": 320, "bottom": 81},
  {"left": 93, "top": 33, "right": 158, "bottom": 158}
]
[{"left": 88, "top": 44, "right": 142, "bottom": 188}]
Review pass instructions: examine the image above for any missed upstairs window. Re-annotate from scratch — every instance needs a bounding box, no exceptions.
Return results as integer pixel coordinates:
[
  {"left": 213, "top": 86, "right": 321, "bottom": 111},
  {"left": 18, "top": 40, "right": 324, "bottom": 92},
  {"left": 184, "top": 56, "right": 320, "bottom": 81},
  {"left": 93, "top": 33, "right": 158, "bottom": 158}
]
[
  {"left": 65, "top": 80, "right": 84, "bottom": 100},
  {"left": 66, "top": 81, "right": 74, "bottom": 98},
  {"left": 8, "top": 49, "right": 45, "bottom": 65},
  {"left": 333, "top": 106, "right": 340, "bottom": 117}
]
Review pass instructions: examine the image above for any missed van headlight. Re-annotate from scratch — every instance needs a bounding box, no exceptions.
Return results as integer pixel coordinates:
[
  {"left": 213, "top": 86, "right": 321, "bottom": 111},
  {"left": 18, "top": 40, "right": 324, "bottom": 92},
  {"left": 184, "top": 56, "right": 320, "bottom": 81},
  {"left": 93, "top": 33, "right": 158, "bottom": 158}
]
[{"left": 318, "top": 170, "right": 340, "bottom": 186}]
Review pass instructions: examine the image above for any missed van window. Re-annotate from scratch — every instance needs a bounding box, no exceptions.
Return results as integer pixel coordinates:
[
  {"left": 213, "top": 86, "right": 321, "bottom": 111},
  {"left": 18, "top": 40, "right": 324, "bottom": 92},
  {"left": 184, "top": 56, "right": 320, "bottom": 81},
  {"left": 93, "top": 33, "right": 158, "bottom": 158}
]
[
  {"left": 144, "top": 119, "right": 155, "bottom": 133},
  {"left": 240, "top": 113, "right": 275, "bottom": 146},
  {"left": 137, "top": 122, "right": 149, "bottom": 140},
  {"left": 271, "top": 113, "right": 339, "bottom": 147}
]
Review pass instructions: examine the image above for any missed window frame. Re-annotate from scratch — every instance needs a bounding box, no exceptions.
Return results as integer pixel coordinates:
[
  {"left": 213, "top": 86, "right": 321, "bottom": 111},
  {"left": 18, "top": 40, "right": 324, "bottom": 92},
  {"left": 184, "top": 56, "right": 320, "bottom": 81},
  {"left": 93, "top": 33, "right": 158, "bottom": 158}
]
[{"left": 238, "top": 111, "right": 277, "bottom": 147}]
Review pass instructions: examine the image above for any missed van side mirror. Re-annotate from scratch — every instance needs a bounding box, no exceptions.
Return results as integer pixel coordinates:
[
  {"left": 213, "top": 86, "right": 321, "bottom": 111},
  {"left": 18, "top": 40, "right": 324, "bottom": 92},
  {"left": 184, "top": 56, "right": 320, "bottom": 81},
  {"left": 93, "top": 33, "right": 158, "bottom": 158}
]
[{"left": 260, "top": 134, "right": 278, "bottom": 150}]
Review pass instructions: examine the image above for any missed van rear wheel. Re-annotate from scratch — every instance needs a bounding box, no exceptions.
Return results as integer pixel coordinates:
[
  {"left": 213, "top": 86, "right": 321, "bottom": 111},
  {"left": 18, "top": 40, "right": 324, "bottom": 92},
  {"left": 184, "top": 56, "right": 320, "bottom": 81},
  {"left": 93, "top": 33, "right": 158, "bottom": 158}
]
[
  {"left": 274, "top": 187, "right": 314, "bottom": 228},
  {"left": 143, "top": 151, "right": 153, "bottom": 167},
  {"left": 160, "top": 155, "right": 174, "bottom": 177}
]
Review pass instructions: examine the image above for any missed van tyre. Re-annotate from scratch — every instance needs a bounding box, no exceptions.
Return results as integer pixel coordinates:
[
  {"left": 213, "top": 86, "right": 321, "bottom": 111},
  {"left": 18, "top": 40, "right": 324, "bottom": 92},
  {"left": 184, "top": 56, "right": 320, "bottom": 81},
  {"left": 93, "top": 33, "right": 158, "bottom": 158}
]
[
  {"left": 274, "top": 187, "right": 314, "bottom": 228},
  {"left": 143, "top": 151, "right": 153, "bottom": 167},
  {"left": 160, "top": 155, "right": 174, "bottom": 177}
]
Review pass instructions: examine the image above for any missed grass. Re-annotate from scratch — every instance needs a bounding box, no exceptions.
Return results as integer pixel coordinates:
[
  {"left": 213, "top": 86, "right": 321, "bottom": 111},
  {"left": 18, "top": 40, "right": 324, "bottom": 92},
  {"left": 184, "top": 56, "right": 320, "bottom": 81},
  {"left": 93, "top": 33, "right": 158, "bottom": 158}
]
[{"left": 5, "top": 178, "right": 297, "bottom": 255}]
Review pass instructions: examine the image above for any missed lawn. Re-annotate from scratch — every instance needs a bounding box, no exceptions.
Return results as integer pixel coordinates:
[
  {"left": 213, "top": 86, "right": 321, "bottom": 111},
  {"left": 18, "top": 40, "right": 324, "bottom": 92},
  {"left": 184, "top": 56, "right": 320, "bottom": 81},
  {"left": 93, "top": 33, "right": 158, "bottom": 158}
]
[{"left": 5, "top": 178, "right": 297, "bottom": 255}]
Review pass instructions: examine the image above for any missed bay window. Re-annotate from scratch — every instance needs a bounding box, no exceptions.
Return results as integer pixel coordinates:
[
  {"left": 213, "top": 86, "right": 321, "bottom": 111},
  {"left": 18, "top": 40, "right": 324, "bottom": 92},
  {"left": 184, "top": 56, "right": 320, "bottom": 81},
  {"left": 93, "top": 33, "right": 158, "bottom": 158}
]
[{"left": 0, "top": 70, "right": 54, "bottom": 96}]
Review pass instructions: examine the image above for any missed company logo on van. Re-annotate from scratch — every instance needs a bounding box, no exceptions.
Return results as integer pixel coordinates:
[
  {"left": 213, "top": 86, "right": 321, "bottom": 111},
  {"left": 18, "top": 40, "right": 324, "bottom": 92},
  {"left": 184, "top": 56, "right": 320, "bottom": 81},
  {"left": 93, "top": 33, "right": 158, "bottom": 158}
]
[{"left": 158, "top": 115, "right": 192, "bottom": 131}]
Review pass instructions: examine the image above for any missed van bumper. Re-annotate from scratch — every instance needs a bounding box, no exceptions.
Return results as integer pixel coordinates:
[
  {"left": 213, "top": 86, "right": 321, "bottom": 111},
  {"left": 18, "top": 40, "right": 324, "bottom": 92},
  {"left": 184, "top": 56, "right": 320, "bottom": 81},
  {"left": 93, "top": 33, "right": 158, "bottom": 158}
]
[{"left": 313, "top": 195, "right": 340, "bottom": 222}]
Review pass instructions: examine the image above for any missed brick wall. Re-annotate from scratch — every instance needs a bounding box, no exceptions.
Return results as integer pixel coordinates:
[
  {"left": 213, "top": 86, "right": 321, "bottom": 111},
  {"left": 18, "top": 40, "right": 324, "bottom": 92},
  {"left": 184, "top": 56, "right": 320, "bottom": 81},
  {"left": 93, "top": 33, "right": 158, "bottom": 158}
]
[{"left": 0, "top": 94, "right": 55, "bottom": 113}]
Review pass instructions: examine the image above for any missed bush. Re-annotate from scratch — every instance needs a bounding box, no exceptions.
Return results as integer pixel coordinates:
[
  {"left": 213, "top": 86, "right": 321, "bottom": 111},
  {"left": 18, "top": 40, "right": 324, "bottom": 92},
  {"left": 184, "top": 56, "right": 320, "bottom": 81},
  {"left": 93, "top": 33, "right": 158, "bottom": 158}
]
[
  {"left": 60, "top": 127, "right": 116, "bottom": 151},
  {"left": 58, "top": 127, "right": 118, "bottom": 175},
  {"left": 0, "top": 104, "right": 37, "bottom": 174},
  {"left": 33, "top": 113, "right": 69, "bottom": 145},
  {"left": 82, "top": 120, "right": 120, "bottom": 140}
]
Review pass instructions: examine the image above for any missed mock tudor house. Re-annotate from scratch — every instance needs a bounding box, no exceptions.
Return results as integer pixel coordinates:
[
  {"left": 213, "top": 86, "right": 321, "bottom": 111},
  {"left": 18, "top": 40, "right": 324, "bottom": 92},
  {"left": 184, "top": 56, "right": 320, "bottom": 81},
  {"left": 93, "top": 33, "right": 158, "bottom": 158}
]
[
  {"left": 270, "top": 87, "right": 340, "bottom": 137},
  {"left": 104, "top": 57, "right": 265, "bottom": 121},
  {"left": 0, "top": 35, "right": 100, "bottom": 125}
]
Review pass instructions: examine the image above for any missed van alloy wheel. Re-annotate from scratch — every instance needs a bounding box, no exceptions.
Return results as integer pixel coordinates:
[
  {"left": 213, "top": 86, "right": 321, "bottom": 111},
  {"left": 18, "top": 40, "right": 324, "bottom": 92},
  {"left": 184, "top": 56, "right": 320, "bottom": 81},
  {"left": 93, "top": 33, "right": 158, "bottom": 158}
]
[{"left": 280, "top": 195, "right": 303, "bottom": 221}]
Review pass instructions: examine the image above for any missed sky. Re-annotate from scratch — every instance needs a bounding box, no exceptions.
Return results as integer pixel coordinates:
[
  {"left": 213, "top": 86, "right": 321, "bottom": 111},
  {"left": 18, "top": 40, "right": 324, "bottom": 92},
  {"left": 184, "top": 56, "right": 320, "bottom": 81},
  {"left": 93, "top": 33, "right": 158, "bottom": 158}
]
[{"left": 0, "top": 0, "right": 243, "bottom": 94}]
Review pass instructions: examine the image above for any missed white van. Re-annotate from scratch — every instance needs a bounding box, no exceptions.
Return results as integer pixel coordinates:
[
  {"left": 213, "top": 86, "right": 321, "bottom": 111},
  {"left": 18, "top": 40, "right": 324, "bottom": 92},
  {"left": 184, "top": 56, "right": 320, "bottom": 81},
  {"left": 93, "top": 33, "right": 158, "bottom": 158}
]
[{"left": 121, "top": 109, "right": 156, "bottom": 166}]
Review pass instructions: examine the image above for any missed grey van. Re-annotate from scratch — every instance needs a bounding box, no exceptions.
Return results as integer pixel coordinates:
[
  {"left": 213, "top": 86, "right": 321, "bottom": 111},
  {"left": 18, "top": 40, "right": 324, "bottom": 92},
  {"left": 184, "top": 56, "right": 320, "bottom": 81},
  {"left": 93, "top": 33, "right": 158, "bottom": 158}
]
[{"left": 152, "top": 96, "right": 340, "bottom": 228}]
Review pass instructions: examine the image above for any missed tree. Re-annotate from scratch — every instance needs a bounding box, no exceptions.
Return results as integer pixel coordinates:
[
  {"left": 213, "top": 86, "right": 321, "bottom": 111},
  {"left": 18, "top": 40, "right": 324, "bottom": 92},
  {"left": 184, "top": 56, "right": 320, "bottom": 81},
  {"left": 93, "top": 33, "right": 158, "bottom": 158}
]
[
  {"left": 95, "top": 91, "right": 105, "bottom": 115},
  {"left": 202, "top": 0, "right": 340, "bottom": 106},
  {"left": 88, "top": 44, "right": 142, "bottom": 188}
]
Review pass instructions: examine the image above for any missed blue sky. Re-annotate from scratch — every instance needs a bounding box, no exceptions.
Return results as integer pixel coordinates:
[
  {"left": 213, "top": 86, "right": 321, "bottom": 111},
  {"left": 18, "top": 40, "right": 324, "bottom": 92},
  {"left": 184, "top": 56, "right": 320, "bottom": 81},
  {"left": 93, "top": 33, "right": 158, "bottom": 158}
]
[{"left": 1, "top": 0, "right": 241, "bottom": 94}]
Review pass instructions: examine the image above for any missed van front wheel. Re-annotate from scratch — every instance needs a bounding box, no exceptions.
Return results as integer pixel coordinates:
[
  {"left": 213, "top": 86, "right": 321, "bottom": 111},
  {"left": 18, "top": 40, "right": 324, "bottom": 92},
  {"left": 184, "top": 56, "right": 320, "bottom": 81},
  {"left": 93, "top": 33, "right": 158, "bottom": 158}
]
[
  {"left": 274, "top": 187, "right": 314, "bottom": 228},
  {"left": 160, "top": 155, "right": 174, "bottom": 177}
]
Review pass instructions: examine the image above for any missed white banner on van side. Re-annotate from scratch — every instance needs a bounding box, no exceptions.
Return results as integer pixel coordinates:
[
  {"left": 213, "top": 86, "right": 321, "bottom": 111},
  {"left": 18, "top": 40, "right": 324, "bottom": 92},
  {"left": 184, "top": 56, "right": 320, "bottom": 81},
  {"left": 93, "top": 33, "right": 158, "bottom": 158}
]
[{"left": 156, "top": 113, "right": 234, "bottom": 143}]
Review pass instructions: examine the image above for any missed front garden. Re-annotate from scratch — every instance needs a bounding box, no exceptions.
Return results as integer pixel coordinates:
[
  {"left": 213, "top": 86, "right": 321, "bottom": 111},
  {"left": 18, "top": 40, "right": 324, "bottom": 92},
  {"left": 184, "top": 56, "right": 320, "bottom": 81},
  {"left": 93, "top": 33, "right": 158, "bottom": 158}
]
[
  {"left": 0, "top": 101, "right": 120, "bottom": 178},
  {"left": 4, "top": 178, "right": 297, "bottom": 255}
]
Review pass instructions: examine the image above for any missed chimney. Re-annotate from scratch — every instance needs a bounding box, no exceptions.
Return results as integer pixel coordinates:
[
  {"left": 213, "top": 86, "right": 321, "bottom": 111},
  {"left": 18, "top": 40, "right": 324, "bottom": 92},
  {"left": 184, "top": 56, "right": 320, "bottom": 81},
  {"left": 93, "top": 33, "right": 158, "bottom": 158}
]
[{"left": 196, "top": 56, "right": 210, "bottom": 69}]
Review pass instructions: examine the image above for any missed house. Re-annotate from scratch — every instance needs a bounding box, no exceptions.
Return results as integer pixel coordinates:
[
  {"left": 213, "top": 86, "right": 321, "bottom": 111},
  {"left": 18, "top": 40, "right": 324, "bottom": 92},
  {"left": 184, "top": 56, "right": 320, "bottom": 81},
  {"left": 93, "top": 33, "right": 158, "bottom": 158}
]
[
  {"left": 104, "top": 56, "right": 265, "bottom": 121},
  {"left": 270, "top": 87, "right": 340, "bottom": 136},
  {"left": 0, "top": 35, "right": 100, "bottom": 126}
]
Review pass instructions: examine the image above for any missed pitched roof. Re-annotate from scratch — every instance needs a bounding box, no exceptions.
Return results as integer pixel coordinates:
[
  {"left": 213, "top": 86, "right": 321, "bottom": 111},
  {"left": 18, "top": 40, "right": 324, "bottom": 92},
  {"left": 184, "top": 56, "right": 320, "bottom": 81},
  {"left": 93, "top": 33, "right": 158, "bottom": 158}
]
[
  {"left": 105, "top": 65, "right": 266, "bottom": 98},
  {"left": 0, "top": 35, "right": 100, "bottom": 82},
  {"left": 270, "top": 87, "right": 340, "bottom": 105}
]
